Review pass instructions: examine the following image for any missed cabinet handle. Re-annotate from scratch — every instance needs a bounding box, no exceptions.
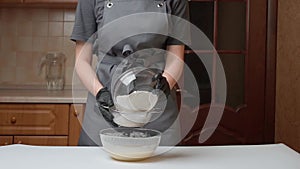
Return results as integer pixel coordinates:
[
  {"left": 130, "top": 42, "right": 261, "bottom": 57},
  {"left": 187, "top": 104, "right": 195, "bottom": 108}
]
[
  {"left": 10, "top": 117, "right": 17, "bottom": 124},
  {"left": 17, "top": 140, "right": 22, "bottom": 144},
  {"left": 4, "top": 142, "right": 8, "bottom": 145}
]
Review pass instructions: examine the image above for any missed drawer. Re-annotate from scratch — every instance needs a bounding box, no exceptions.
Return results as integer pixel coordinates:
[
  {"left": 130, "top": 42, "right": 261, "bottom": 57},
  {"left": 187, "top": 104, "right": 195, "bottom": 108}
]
[
  {"left": 0, "top": 104, "right": 69, "bottom": 135},
  {"left": 14, "top": 136, "right": 68, "bottom": 146},
  {"left": 0, "top": 136, "right": 13, "bottom": 146}
]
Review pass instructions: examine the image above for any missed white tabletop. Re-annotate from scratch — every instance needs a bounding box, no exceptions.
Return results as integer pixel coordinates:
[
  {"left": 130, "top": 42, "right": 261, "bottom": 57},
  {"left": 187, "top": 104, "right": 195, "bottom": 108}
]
[{"left": 0, "top": 144, "right": 299, "bottom": 169}]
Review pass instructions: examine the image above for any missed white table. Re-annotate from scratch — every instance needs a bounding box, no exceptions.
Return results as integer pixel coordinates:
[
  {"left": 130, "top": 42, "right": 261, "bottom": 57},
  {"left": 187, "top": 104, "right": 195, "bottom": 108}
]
[{"left": 0, "top": 144, "right": 299, "bottom": 169}]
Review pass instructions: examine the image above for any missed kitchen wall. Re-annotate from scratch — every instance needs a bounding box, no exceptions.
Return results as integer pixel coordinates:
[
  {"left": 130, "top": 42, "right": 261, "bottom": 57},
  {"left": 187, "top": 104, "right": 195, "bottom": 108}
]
[
  {"left": 276, "top": 0, "right": 300, "bottom": 152},
  {"left": 0, "top": 7, "right": 76, "bottom": 88}
]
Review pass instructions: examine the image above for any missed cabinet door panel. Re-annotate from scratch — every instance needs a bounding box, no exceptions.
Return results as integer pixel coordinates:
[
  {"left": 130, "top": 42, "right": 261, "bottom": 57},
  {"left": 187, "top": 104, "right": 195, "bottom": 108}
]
[
  {"left": 14, "top": 136, "right": 68, "bottom": 146},
  {"left": 0, "top": 136, "right": 13, "bottom": 146},
  {"left": 68, "top": 104, "right": 85, "bottom": 146},
  {"left": 0, "top": 104, "right": 69, "bottom": 135}
]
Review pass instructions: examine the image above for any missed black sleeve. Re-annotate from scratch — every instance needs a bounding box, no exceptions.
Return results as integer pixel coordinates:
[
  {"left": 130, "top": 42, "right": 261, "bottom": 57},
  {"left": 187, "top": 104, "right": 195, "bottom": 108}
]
[{"left": 71, "top": 0, "right": 97, "bottom": 42}]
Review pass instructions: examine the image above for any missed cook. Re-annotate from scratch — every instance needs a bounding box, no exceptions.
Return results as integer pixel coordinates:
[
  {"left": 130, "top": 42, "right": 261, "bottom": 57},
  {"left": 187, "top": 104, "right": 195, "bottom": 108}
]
[{"left": 71, "top": 0, "right": 190, "bottom": 146}]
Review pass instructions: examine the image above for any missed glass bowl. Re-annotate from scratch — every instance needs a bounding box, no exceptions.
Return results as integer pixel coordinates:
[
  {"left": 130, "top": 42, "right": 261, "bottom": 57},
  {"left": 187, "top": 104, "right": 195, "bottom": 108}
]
[
  {"left": 111, "top": 67, "right": 157, "bottom": 105},
  {"left": 110, "top": 66, "right": 167, "bottom": 127},
  {"left": 100, "top": 128, "right": 161, "bottom": 161}
]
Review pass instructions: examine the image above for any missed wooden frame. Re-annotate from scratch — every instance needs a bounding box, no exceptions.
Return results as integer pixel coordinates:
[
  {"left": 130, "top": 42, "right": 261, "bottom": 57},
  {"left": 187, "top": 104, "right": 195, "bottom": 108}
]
[
  {"left": 264, "top": 0, "right": 277, "bottom": 143},
  {"left": 182, "top": 0, "right": 277, "bottom": 145}
]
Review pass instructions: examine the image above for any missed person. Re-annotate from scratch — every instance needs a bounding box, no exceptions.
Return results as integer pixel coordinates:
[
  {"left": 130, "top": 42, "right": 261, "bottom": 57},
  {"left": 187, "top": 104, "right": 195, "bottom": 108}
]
[{"left": 71, "top": 0, "right": 190, "bottom": 146}]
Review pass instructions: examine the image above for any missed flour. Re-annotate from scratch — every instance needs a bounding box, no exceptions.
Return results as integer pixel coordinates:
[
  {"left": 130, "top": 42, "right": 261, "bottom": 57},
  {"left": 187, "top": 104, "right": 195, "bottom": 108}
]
[
  {"left": 113, "top": 91, "right": 159, "bottom": 127},
  {"left": 115, "top": 91, "right": 158, "bottom": 112}
]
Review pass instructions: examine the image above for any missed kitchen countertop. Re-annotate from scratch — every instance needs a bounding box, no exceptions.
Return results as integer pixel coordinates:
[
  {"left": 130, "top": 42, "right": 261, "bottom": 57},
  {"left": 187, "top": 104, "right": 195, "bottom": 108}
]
[
  {"left": 0, "top": 144, "right": 299, "bottom": 169},
  {"left": 0, "top": 88, "right": 88, "bottom": 103}
]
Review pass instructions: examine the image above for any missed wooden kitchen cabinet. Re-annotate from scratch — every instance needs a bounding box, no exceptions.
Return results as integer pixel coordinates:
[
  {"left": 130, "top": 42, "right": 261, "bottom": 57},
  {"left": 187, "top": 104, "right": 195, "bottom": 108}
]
[
  {"left": 14, "top": 136, "right": 68, "bottom": 146},
  {"left": 0, "top": 104, "right": 69, "bottom": 135},
  {"left": 68, "top": 104, "right": 85, "bottom": 146},
  {"left": 0, "top": 103, "right": 85, "bottom": 146},
  {"left": 0, "top": 104, "right": 69, "bottom": 146},
  {"left": 0, "top": 136, "right": 13, "bottom": 146}
]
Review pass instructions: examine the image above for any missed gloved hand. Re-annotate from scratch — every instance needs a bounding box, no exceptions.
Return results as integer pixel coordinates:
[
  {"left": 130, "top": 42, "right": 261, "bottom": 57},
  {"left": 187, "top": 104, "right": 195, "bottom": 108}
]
[
  {"left": 95, "top": 87, "right": 119, "bottom": 127},
  {"left": 152, "top": 73, "right": 170, "bottom": 98}
]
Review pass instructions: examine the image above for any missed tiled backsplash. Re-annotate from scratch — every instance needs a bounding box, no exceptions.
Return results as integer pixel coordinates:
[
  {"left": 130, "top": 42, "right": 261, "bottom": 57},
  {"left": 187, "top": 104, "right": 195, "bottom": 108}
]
[{"left": 0, "top": 7, "right": 76, "bottom": 88}]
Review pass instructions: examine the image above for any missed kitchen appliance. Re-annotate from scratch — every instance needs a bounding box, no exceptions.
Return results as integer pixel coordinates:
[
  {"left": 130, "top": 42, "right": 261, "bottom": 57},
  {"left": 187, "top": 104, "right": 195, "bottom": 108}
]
[{"left": 39, "top": 52, "right": 66, "bottom": 90}]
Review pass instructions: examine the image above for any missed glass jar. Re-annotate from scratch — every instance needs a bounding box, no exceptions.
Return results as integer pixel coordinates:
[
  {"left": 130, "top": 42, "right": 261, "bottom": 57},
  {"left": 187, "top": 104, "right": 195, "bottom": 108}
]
[{"left": 39, "top": 52, "right": 66, "bottom": 90}]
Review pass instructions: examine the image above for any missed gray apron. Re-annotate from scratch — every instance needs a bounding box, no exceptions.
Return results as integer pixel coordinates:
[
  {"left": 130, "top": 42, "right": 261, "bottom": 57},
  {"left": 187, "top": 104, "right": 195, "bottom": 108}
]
[{"left": 79, "top": 0, "right": 181, "bottom": 146}]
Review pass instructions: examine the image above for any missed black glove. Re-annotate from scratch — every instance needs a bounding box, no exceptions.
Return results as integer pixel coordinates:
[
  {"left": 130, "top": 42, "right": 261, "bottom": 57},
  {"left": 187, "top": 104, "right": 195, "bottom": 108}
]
[
  {"left": 152, "top": 73, "right": 170, "bottom": 97},
  {"left": 95, "top": 87, "right": 119, "bottom": 127}
]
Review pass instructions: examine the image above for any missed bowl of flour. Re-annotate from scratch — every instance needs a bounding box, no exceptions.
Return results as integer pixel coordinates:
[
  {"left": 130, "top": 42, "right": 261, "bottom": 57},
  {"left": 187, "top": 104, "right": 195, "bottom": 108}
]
[{"left": 100, "top": 127, "right": 161, "bottom": 161}]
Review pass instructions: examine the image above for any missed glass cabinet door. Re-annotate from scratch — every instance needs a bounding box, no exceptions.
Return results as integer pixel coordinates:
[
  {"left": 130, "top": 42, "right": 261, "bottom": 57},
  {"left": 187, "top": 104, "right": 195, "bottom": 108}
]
[{"left": 182, "top": 0, "right": 268, "bottom": 145}]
